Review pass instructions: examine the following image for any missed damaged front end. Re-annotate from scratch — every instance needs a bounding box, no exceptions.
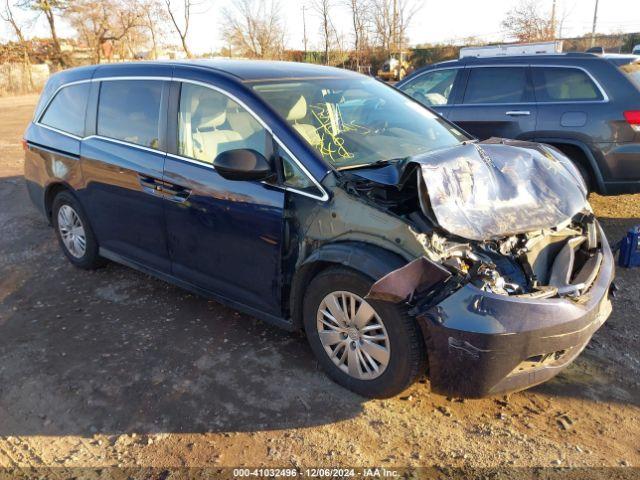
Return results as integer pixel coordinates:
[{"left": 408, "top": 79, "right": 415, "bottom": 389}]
[{"left": 342, "top": 138, "right": 615, "bottom": 397}]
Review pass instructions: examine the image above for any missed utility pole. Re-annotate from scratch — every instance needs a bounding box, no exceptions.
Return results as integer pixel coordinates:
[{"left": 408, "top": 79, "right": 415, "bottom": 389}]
[
  {"left": 550, "top": 0, "right": 557, "bottom": 39},
  {"left": 391, "top": 0, "right": 397, "bottom": 62},
  {"left": 590, "top": 0, "right": 599, "bottom": 47},
  {"left": 302, "top": 4, "right": 308, "bottom": 61}
]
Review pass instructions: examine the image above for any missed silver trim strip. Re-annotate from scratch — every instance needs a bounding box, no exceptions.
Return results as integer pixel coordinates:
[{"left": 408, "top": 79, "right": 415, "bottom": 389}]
[
  {"left": 33, "top": 75, "right": 329, "bottom": 202},
  {"left": 84, "top": 134, "right": 165, "bottom": 155},
  {"left": 35, "top": 122, "right": 82, "bottom": 140}
]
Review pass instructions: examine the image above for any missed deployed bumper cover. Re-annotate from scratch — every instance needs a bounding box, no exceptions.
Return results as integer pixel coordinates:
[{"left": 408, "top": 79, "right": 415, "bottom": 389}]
[{"left": 415, "top": 228, "right": 614, "bottom": 398}]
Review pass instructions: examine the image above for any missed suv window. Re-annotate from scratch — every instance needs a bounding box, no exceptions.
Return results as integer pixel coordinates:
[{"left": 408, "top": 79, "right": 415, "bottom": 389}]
[
  {"left": 39, "top": 83, "right": 90, "bottom": 137},
  {"left": 463, "top": 67, "right": 528, "bottom": 104},
  {"left": 401, "top": 69, "right": 459, "bottom": 106},
  {"left": 97, "top": 80, "right": 163, "bottom": 149},
  {"left": 533, "top": 67, "right": 603, "bottom": 102},
  {"left": 177, "top": 83, "right": 268, "bottom": 164}
]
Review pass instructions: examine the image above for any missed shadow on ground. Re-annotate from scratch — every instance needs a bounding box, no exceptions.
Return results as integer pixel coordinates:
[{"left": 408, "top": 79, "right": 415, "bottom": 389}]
[
  {"left": 1, "top": 174, "right": 639, "bottom": 440},
  {"left": 0, "top": 175, "right": 365, "bottom": 436}
]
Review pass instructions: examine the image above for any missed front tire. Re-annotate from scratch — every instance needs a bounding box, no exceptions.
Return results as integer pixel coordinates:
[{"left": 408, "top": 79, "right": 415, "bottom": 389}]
[
  {"left": 303, "top": 266, "right": 427, "bottom": 398},
  {"left": 52, "top": 191, "right": 105, "bottom": 270}
]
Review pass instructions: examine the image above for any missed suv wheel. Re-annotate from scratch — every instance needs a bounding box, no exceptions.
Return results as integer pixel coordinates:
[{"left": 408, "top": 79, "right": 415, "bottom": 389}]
[
  {"left": 52, "top": 191, "right": 105, "bottom": 269},
  {"left": 303, "top": 266, "right": 427, "bottom": 398}
]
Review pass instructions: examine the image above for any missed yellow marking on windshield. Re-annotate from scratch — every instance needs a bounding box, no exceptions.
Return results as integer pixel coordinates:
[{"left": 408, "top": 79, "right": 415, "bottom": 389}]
[{"left": 308, "top": 103, "right": 371, "bottom": 164}]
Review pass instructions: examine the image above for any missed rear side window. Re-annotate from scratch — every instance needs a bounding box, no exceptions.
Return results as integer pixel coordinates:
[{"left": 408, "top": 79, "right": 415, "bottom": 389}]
[
  {"left": 39, "top": 83, "right": 90, "bottom": 137},
  {"left": 463, "top": 67, "right": 528, "bottom": 104},
  {"left": 97, "top": 80, "right": 162, "bottom": 149},
  {"left": 401, "top": 69, "right": 459, "bottom": 106},
  {"left": 533, "top": 67, "right": 603, "bottom": 102}
]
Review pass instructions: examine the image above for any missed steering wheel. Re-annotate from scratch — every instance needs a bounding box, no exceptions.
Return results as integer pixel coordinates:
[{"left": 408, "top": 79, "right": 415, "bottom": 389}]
[{"left": 361, "top": 98, "right": 388, "bottom": 132}]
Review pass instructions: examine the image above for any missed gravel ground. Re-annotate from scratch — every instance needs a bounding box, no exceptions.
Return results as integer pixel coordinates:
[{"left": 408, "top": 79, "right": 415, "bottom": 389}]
[{"left": 0, "top": 95, "right": 639, "bottom": 473}]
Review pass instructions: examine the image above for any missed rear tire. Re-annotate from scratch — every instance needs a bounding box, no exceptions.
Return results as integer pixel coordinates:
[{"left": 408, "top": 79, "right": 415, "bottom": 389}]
[
  {"left": 303, "top": 266, "right": 426, "bottom": 398},
  {"left": 52, "top": 191, "right": 105, "bottom": 270}
]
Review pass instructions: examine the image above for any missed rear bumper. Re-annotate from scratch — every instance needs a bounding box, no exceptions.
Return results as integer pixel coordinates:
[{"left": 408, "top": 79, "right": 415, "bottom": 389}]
[
  {"left": 599, "top": 142, "right": 640, "bottom": 194},
  {"left": 417, "top": 227, "right": 615, "bottom": 398}
]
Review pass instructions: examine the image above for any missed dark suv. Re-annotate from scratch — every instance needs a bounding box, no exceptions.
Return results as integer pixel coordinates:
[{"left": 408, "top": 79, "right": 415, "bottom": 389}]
[
  {"left": 24, "top": 60, "right": 613, "bottom": 398},
  {"left": 397, "top": 53, "right": 640, "bottom": 194}
]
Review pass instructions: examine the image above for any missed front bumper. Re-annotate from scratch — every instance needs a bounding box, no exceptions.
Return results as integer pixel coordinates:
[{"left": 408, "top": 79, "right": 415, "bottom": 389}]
[{"left": 416, "top": 227, "right": 615, "bottom": 398}]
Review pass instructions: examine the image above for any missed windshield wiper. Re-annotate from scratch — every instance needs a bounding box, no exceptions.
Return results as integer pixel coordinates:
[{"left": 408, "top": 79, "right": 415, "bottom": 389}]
[{"left": 337, "top": 157, "right": 404, "bottom": 171}]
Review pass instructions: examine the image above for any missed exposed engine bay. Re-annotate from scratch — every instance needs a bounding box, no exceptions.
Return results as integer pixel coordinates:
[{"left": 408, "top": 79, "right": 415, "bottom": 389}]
[{"left": 340, "top": 138, "right": 603, "bottom": 302}]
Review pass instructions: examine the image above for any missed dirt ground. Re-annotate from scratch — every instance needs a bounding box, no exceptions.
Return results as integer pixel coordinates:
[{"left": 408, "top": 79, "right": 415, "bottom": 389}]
[{"left": 1, "top": 95, "right": 639, "bottom": 474}]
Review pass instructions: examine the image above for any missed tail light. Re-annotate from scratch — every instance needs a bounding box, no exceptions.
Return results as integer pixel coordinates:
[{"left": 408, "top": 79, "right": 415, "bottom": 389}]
[
  {"left": 624, "top": 110, "right": 640, "bottom": 132},
  {"left": 21, "top": 138, "right": 28, "bottom": 151}
]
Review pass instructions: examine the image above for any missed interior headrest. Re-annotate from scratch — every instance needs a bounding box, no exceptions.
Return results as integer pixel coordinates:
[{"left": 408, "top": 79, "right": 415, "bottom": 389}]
[
  {"left": 287, "top": 96, "right": 307, "bottom": 121},
  {"left": 194, "top": 97, "right": 226, "bottom": 130},
  {"left": 226, "top": 99, "right": 241, "bottom": 112}
]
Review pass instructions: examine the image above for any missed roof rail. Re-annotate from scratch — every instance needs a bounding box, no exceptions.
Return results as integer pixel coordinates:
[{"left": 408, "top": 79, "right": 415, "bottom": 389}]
[{"left": 564, "top": 52, "right": 598, "bottom": 57}]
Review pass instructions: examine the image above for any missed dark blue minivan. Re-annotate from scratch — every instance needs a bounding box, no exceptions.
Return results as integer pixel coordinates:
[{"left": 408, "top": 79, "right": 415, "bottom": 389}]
[{"left": 24, "top": 60, "right": 614, "bottom": 398}]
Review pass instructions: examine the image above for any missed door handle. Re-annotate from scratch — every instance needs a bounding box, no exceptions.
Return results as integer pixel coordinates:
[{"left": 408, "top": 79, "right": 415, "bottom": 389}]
[
  {"left": 139, "top": 175, "right": 191, "bottom": 202},
  {"left": 505, "top": 110, "right": 531, "bottom": 116},
  {"left": 162, "top": 183, "right": 191, "bottom": 203},
  {"left": 138, "top": 175, "right": 163, "bottom": 193}
]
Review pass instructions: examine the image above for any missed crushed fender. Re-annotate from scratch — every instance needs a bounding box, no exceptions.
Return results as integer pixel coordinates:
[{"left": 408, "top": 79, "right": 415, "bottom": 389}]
[{"left": 366, "top": 256, "right": 451, "bottom": 303}]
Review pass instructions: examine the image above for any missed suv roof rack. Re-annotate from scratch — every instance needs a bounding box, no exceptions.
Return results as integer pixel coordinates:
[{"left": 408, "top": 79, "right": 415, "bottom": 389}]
[{"left": 459, "top": 41, "right": 563, "bottom": 59}]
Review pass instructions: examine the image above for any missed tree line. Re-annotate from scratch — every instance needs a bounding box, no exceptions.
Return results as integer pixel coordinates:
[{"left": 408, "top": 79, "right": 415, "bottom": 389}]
[
  {"left": 0, "top": 0, "right": 421, "bottom": 70},
  {"left": 1, "top": 0, "right": 637, "bottom": 72}
]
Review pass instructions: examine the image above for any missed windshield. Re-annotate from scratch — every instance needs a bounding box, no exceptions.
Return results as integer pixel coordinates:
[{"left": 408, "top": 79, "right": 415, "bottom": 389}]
[{"left": 252, "top": 77, "right": 470, "bottom": 169}]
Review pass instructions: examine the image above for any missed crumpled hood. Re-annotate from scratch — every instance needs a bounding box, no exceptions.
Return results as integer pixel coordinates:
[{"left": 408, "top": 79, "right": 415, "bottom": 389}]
[{"left": 414, "top": 139, "right": 588, "bottom": 241}]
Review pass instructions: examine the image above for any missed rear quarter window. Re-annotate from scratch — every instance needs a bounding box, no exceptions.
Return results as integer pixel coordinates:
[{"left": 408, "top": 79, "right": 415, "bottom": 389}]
[
  {"left": 532, "top": 67, "right": 603, "bottom": 102},
  {"left": 39, "top": 83, "right": 90, "bottom": 137},
  {"left": 97, "top": 80, "right": 162, "bottom": 149}
]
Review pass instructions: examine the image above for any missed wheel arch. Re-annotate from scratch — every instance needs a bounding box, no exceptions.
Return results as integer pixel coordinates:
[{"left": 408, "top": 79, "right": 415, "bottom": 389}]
[
  {"left": 44, "top": 181, "right": 76, "bottom": 222},
  {"left": 289, "top": 241, "right": 409, "bottom": 330},
  {"left": 535, "top": 137, "right": 605, "bottom": 193}
]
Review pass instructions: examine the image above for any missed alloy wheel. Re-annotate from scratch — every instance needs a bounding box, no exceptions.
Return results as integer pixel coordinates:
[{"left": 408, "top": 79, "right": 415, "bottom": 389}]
[
  {"left": 57, "top": 204, "right": 87, "bottom": 258},
  {"left": 316, "top": 291, "right": 390, "bottom": 380}
]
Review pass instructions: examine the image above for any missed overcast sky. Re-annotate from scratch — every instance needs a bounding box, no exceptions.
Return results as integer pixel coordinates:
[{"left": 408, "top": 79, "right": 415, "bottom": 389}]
[{"left": 1, "top": 0, "right": 639, "bottom": 53}]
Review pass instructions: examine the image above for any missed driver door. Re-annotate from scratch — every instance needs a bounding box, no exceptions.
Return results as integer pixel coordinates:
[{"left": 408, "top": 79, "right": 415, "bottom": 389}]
[{"left": 163, "top": 81, "right": 286, "bottom": 315}]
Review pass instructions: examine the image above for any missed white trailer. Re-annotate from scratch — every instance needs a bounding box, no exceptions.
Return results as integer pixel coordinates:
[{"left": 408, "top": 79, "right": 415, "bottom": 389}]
[{"left": 460, "top": 41, "right": 564, "bottom": 59}]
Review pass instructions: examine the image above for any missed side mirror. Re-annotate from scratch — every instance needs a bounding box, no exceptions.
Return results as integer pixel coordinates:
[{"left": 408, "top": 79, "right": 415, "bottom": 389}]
[{"left": 213, "top": 149, "right": 274, "bottom": 181}]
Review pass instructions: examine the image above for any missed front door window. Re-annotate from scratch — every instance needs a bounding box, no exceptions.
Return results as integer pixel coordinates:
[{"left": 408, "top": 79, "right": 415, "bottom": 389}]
[{"left": 178, "top": 83, "right": 268, "bottom": 164}]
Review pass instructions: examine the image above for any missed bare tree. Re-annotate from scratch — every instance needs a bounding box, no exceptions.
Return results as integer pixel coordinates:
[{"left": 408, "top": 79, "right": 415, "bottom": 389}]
[
  {"left": 1, "top": 0, "right": 34, "bottom": 87},
  {"left": 502, "top": 0, "right": 555, "bottom": 43},
  {"left": 140, "top": 0, "right": 168, "bottom": 59},
  {"left": 344, "top": 0, "right": 369, "bottom": 68},
  {"left": 19, "top": 0, "right": 66, "bottom": 66},
  {"left": 164, "top": 0, "right": 209, "bottom": 58},
  {"left": 311, "top": 0, "right": 332, "bottom": 64},
  {"left": 67, "top": 0, "right": 144, "bottom": 63},
  {"left": 222, "top": 0, "right": 285, "bottom": 59},
  {"left": 372, "top": 0, "right": 418, "bottom": 54}
]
